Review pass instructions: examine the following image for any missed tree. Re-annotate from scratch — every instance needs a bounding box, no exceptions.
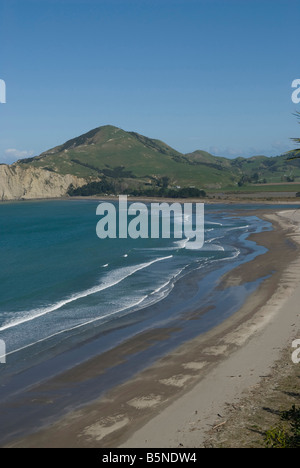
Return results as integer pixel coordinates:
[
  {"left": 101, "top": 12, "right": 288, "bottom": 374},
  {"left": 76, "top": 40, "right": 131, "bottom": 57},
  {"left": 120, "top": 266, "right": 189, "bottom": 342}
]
[
  {"left": 161, "top": 176, "right": 170, "bottom": 189},
  {"left": 287, "top": 111, "right": 300, "bottom": 160}
]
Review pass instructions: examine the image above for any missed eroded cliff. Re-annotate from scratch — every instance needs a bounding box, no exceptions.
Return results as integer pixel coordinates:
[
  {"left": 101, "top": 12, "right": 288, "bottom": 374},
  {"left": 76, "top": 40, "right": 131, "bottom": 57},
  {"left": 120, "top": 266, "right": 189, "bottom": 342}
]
[{"left": 0, "top": 164, "right": 86, "bottom": 201}]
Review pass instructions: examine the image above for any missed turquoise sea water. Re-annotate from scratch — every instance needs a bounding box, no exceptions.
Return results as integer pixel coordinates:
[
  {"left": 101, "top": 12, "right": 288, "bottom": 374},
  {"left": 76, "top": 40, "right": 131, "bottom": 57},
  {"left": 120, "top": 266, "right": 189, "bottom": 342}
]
[
  {"left": 0, "top": 200, "right": 297, "bottom": 443},
  {"left": 0, "top": 200, "right": 262, "bottom": 366}
]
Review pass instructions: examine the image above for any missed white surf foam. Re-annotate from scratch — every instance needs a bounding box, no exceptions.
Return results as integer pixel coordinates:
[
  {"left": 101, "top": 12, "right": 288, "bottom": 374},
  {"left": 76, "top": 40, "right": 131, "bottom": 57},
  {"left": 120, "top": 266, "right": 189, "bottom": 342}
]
[{"left": 0, "top": 255, "right": 173, "bottom": 332}]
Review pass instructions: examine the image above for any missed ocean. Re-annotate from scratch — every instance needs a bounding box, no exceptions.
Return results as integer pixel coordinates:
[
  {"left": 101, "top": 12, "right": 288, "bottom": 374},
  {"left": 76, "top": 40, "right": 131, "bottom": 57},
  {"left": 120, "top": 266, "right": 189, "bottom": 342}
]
[{"left": 0, "top": 199, "right": 296, "bottom": 443}]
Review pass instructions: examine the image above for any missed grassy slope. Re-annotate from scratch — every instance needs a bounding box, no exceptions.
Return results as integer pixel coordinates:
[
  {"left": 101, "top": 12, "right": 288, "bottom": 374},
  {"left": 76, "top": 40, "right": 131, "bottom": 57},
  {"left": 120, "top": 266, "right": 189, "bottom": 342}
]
[{"left": 16, "top": 125, "right": 300, "bottom": 192}]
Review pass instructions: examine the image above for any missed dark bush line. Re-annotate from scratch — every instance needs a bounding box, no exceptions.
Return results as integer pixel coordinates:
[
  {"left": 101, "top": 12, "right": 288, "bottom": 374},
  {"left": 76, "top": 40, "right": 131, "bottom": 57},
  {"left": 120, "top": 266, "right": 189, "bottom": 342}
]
[{"left": 68, "top": 181, "right": 206, "bottom": 199}]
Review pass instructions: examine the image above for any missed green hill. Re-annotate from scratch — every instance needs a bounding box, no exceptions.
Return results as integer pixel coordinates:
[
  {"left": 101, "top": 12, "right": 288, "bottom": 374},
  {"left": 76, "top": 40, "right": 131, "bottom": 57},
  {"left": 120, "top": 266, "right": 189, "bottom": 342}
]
[{"left": 15, "top": 125, "right": 300, "bottom": 194}]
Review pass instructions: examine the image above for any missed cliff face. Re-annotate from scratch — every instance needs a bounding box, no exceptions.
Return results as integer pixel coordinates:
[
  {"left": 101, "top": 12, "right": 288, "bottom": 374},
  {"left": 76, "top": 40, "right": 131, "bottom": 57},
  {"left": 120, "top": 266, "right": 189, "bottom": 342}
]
[{"left": 0, "top": 165, "right": 86, "bottom": 201}]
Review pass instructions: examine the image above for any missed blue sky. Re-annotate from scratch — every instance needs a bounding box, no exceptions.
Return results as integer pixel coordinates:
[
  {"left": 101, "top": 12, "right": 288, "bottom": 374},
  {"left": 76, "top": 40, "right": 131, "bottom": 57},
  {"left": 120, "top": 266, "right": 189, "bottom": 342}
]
[{"left": 0, "top": 0, "right": 299, "bottom": 163}]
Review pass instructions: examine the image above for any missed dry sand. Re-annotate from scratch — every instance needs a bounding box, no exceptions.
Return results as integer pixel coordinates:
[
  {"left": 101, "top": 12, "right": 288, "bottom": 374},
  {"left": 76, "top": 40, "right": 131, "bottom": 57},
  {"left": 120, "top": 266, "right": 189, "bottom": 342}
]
[
  {"left": 5, "top": 208, "right": 300, "bottom": 448},
  {"left": 121, "top": 209, "right": 300, "bottom": 448}
]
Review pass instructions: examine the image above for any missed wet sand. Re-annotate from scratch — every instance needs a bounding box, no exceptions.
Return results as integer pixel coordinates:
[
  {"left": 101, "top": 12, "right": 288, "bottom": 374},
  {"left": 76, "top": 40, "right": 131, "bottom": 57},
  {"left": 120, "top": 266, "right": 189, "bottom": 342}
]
[{"left": 4, "top": 208, "right": 300, "bottom": 448}]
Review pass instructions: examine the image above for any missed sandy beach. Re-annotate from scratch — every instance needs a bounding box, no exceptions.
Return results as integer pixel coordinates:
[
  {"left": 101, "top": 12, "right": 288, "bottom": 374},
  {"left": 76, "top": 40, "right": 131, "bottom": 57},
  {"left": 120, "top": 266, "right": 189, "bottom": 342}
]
[
  {"left": 4, "top": 207, "right": 300, "bottom": 448},
  {"left": 121, "top": 211, "right": 300, "bottom": 448}
]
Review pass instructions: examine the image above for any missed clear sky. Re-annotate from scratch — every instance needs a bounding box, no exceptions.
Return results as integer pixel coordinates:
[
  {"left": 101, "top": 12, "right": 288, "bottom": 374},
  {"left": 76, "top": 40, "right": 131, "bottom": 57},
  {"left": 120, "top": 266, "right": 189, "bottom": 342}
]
[{"left": 0, "top": 0, "right": 299, "bottom": 163}]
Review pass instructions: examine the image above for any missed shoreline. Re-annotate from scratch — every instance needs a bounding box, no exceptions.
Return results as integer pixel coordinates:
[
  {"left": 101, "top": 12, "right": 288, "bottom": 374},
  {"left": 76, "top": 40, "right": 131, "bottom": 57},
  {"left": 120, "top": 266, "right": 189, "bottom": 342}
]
[
  {"left": 121, "top": 209, "right": 300, "bottom": 448},
  {"left": 1, "top": 194, "right": 300, "bottom": 206},
  {"left": 4, "top": 207, "right": 300, "bottom": 448}
]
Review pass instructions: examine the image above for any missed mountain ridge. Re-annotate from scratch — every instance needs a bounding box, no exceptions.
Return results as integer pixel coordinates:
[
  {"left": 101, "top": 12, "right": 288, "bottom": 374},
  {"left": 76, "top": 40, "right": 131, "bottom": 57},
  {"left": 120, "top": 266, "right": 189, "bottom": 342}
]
[{"left": 1, "top": 124, "right": 300, "bottom": 200}]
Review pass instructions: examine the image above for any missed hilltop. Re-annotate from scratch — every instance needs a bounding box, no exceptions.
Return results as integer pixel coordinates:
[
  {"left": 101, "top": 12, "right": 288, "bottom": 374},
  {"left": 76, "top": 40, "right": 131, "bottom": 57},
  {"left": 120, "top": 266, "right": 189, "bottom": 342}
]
[
  {"left": 1, "top": 124, "right": 300, "bottom": 200},
  {"left": 16, "top": 125, "right": 234, "bottom": 189}
]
